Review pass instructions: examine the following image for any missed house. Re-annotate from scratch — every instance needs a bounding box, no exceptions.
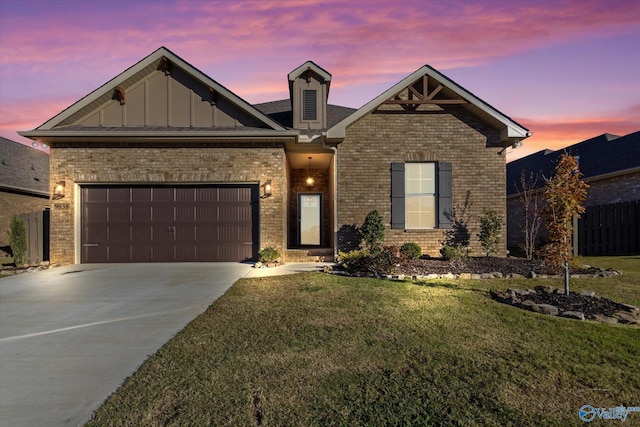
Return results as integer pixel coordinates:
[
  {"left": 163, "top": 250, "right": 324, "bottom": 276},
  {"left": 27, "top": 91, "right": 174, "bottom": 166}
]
[
  {"left": 19, "top": 47, "right": 530, "bottom": 264},
  {"left": 506, "top": 131, "right": 640, "bottom": 254},
  {"left": 0, "top": 137, "right": 50, "bottom": 255}
]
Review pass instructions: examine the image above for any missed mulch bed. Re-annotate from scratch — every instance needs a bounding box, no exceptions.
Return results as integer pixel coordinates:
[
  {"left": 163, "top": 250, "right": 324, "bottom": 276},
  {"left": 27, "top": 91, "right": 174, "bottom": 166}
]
[
  {"left": 522, "top": 290, "right": 628, "bottom": 318},
  {"left": 394, "top": 256, "right": 599, "bottom": 277}
]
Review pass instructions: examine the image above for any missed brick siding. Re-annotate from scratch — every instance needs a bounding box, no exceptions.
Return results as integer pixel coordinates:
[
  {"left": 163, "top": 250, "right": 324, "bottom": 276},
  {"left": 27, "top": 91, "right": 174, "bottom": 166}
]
[
  {"left": 337, "top": 104, "right": 507, "bottom": 257},
  {"left": 48, "top": 144, "right": 287, "bottom": 264}
]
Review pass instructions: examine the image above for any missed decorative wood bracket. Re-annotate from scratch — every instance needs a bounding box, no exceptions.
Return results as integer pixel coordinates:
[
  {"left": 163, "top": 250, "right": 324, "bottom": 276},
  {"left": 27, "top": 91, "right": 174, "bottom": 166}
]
[
  {"left": 383, "top": 75, "right": 467, "bottom": 109},
  {"left": 159, "top": 56, "right": 171, "bottom": 75},
  {"left": 114, "top": 86, "right": 125, "bottom": 105},
  {"left": 306, "top": 67, "right": 312, "bottom": 83},
  {"left": 208, "top": 87, "right": 217, "bottom": 105}
]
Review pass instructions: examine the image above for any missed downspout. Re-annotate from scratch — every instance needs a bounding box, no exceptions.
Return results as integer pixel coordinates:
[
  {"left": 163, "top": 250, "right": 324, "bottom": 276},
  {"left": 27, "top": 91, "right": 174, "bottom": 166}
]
[{"left": 322, "top": 137, "right": 339, "bottom": 262}]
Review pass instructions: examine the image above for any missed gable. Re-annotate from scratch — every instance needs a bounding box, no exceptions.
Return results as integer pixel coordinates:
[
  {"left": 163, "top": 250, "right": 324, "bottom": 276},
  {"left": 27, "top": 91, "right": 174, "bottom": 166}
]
[
  {"left": 326, "top": 65, "right": 530, "bottom": 146},
  {"left": 24, "top": 47, "right": 285, "bottom": 136}
]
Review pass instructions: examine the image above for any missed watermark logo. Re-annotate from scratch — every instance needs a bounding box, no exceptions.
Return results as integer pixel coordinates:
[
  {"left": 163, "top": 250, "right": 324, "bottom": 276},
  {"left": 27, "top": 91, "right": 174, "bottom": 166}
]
[{"left": 579, "top": 404, "right": 640, "bottom": 423}]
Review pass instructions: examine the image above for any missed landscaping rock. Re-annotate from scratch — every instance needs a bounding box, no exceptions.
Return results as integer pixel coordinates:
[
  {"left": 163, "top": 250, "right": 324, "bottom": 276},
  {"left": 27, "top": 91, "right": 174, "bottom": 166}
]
[
  {"left": 535, "top": 285, "right": 555, "bottom": 294},
  {"left": 536, "top": 304, "right": 559, "bottom": 316},
  {"left": 491, "top": 271, "right": 503, "bottom": 279},
  {"left": 490, "top": 290, "right": 518, "bottom": 305},
  {"left": 560, "top": 311, "right": 585, "bottom": 321},
  {"left": 508, "top": 288, "right": 533, "bottom": 297},
  {"left": 527, "top": 271, "right": 537, "bottom": 279},
  {"left": 613, "top": 311, "right": 640, "bottom": 325},
  {"left": 621, "top": 303, "right": 639, "bottom": 313},
  {"left": 254, "top": 262, "right": 263, "bottom": 268},
  {"left": 580, "top": 290, "right": 597, "bottom": 297},
  {"left": 520, "top": 300, "right": 537, "bottom": 311},
  {"left": 459, "top": 273, "right": 471, "bottom": 279},
  {"left": 592, "top": 314, "right": 619, "bottom": 324}
]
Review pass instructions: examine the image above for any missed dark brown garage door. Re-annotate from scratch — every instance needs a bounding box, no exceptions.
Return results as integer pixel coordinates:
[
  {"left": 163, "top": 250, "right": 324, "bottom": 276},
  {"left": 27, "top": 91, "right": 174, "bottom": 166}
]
[{"left": 81, "top": 185, "right": 259, "bottom": 263}]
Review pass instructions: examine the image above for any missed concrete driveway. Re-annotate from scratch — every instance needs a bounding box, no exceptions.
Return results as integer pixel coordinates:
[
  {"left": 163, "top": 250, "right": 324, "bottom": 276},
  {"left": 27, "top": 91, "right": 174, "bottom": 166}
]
[{"left": 0, "top": 262, "right": 251, "bottom": 427}]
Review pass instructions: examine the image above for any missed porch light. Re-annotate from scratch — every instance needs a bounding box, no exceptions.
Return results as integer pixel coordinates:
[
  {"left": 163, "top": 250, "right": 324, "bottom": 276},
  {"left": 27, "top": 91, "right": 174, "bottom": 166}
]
[
  {"left": 53, "top": 181, "right": 65, "bottom": 199},
  {"left": 306, "top": 156, "right": 314, "bottom": 186},
  {"left": 261, "top": 180, "right": 272, "bottom": 198}
]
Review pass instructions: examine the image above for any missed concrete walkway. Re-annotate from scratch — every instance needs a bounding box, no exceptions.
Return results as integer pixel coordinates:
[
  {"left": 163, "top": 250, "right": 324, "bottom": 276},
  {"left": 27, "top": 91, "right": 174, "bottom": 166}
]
[
  {"left": 242, "top": 261, "right": 335, "bottom": 278},
  {"left": 0, "top": 263, "right": 251, "bottom": 427}
]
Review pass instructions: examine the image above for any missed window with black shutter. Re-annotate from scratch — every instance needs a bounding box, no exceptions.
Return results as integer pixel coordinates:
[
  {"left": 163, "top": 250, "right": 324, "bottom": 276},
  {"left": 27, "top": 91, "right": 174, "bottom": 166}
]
[{"left": 391, "top": 162, "right": 452, "bottom": 229}]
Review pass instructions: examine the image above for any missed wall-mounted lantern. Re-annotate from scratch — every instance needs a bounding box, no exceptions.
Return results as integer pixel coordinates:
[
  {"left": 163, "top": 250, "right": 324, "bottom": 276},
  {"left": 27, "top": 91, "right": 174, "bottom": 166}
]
[
  {"left": 261, "top": 180, "right": 272, "bottom": 198},
  {"left": 53, "top": 181, "right": 66, "bottom": 200}
]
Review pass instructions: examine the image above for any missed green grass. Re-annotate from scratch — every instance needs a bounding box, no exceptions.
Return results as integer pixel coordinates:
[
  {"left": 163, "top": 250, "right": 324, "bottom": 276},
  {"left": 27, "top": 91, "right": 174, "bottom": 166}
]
[{"left": 87, "top": 256, "right": 640, "bottom": 426}]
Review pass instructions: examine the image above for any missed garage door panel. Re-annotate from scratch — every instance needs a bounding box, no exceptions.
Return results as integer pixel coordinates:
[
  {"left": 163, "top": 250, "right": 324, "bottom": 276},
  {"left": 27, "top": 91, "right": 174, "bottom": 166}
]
[
  {"left": 84, "top": 206, "right": 107, "bottom": 223},
  {"left": 108, "top": 225, "right": 130, "bottom": 241},
  {"left": 82, "top": 185, "right": 258, "bottom": 263},
  {"left": 153, "top": 188, "right": 174, "bottom": 202},
  {"left": 108, "top": 207, "right": 130, "bottom": 222},
  {"left": 108, "top": 188, "right": 131, "bottom": 202},
  {"left": 132, "top": 206, "right": 151, "bottom": 222},
  {"left": 176, "top": 188, "right": 195, "bottom": 202},
  {"left": 131, "top": 244, "right": 152, "bottom": 262},
  {"left": 153, "top": 206, "right": 174, "bottom": 222},
  {"left": 196, "top": 188, "right": 218, "bottom": 202},
  {"left": 84, "top": 187, "right": 107, "bottom": 203},
  {"left": 132, "top": 187, "right": 152, "bottom": 202},
  {"left": 175, "top": 206, "right": 195, "bottom": 222},
  {"left": 152, "top": 244, "right": 175, "bottom": 262},
  {"left": 131, "top": 225, "right": 151, "bottom": 241},
  {"left": 175, "top": 244, "right": 195, "bottom": 262},
  {"left": 195, "top": 206, "right": 217, "bottom": 221},
  {"left": 108, "top": 244, "right": 131, "bottom": 262},
  {"left": 175, "top": 225, "right": 195, "bottom": 241}
]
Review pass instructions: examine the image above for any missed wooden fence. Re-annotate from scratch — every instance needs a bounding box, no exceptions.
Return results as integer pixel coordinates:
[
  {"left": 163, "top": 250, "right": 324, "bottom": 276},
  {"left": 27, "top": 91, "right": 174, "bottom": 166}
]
[
  {"left": 18, "top": 209, "right": 50, "bottom": 265},
  {"left": 577, "top": 201, "right": 639, "bottom": 256}
]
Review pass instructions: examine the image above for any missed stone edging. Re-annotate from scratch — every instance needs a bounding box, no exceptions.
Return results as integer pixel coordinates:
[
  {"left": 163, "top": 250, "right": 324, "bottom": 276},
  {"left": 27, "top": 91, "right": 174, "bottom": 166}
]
[
  {"left": 490, "top": 286, "right": 639, "bottom": 326},
  {"left": 0, "top": 262, "right": 58, "bottom": 276},
  {"left": 325, "top": 266, "right": 621, "bottom": 281}
]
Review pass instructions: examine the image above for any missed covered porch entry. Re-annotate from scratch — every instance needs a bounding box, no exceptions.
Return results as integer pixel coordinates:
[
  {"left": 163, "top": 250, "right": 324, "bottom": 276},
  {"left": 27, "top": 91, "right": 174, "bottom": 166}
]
[{"left": 285, "top": 152, "right": 335, "bottom": 261}]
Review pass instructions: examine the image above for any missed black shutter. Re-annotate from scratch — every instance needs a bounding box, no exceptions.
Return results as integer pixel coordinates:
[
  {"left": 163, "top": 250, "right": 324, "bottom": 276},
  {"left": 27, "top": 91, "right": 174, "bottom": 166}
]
[
  {"left": 391, "top": 163, "right": 405, "bottom": 229},
  {"left": 438, "top": 162, "right": 452, "bottom": 228}
]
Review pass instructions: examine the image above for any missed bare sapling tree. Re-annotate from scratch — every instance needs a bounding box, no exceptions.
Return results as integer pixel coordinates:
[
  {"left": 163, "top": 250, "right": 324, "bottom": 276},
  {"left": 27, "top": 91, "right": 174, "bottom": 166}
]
[
  {"left": 515, "top": 169, "right": 543, "bottom": 260},
  {"left": 541, "top": 154, "right": 589, "bottom": 295}
]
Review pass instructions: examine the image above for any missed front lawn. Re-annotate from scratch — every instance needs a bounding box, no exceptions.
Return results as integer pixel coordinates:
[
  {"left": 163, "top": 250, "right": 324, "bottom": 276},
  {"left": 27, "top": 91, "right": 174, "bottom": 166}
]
[{"left": 87, "top": 256, "right": 640, "bottom": 426}]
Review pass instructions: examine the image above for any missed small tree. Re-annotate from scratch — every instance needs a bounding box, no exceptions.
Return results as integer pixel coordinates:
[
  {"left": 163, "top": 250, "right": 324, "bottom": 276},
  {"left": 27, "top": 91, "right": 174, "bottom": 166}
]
[
  {"left": 515, "top": 169, "right": 543, "bottom": 260},
  {"left": 541, "top": 154, "right": 588, "bottom": 295},
  {"left": 360, "top": 210, "right": 385, "bottom": 253},
  {"left": 478, "top": 209, "right": 503, "bottom": 257},
  {"left": 8, "top": 216, "right": 27, "bottom": 267}
]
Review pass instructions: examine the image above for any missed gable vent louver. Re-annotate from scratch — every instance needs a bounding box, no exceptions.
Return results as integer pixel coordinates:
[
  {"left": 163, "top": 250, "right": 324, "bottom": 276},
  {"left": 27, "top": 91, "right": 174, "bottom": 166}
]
[{"left": 303, "top": 90, "right": 317, "bottom": 121}]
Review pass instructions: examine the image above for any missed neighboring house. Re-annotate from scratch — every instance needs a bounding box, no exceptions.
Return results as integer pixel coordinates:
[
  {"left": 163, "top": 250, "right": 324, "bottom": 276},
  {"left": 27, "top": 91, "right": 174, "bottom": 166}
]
[
  {"left": 506, "top": 131, "right": 640, "bottom": 252},
  {"left": 20, "top": 47, "right": 530, "bottom": 265},
  {"left": 0, "top": 137, "right": 50, "bottom": 254}
]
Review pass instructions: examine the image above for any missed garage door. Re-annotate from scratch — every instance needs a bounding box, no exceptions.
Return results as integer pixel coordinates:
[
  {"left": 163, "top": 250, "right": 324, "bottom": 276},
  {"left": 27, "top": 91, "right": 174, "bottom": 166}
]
[{"left": 81, "top": 185, "right": 259, "bottom": 263}]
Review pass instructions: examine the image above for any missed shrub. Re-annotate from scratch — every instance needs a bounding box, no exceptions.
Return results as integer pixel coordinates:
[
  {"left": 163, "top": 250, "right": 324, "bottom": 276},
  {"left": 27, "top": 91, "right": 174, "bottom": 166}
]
[
  {"left": 360, "top": 210, "right": 385, "bottom": 253},
  {"left": 258, "top": 247, "right": 280, "bottom": 263},
  {"left": 338, "top": 249, "right": 370, "bottom": 271},
  {"left": 338, "top": 247, "right": 397, "bottom": 276},
  {"left": 478, "top": 209, "right": 503, "bottom": 257},
  {"left": 400, "top": 242, "right": 422, "bottom": 260},
  {"left": 440, "top": 244, "right": 465, "bottom": 261},
  {"left": 8, "top": 216, "right": 27, "bottom": 267}
]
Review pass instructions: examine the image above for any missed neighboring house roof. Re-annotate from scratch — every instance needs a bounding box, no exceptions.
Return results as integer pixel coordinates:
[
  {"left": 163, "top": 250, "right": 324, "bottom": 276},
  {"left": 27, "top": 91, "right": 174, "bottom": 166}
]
[
  {"left": 506, "top": 131, "right": 640, "bottom": 196},
  {"left": 20, "top": 46, "right": 286, "bottom": 142},
  {"left": 325, "top": 64, "right": 531, "bottom": 145},
  {"left": 0, "top": 137, "right": 49, "bottom": 196},
  {"left": 254, "top": 99, "right": 357, "bottom": 130}
]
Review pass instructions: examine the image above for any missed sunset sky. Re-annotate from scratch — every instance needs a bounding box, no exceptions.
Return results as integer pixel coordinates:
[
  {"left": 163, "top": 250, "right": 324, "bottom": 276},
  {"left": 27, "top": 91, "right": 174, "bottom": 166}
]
[{"left": 1, "top": 0, "right": 638, "bottom": 161}]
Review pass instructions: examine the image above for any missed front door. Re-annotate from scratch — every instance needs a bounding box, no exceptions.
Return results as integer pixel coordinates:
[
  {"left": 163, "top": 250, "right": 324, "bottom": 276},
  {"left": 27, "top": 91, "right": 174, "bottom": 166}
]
[{"left": 299, "top": 193, "right": 321, "bottom": 245}]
